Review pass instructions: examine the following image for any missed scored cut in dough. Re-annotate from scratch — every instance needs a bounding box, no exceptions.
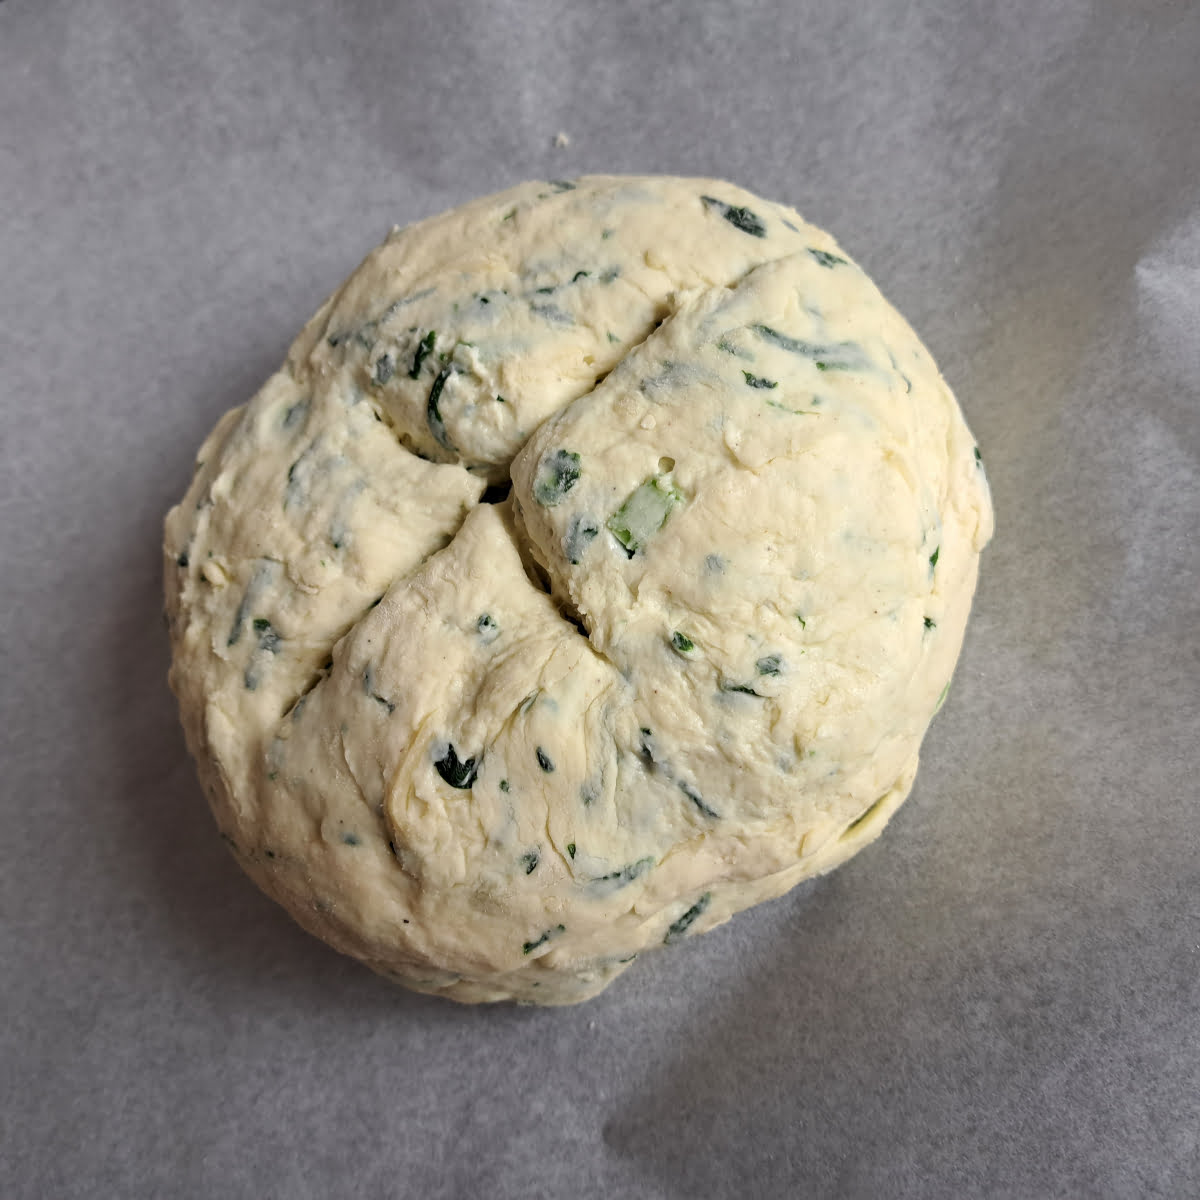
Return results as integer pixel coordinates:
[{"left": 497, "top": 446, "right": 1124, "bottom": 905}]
[{"left": 164, "top": 176, "right": 993, "bottom": 1005}]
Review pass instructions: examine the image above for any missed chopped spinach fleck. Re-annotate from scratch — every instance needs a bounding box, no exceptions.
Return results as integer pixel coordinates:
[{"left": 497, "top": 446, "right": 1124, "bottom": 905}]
[
  {"left": 671, "top": 631, "right": 694, "bottom": 654},
  {"left": 499, "top": 779, "right": 510, "bottom": 793},
  {"left": 796, "top": 614, "right": 807, "bottom": 628},
  {"left": 701, "top": 195, "right": 767, "bottom": 238},
  {"left": 476, "top": 613, "right": 500, "bottom": 643},
  {"left": 808, "top": 247, "right": 848, "bottom": 268},
  {"left": 434, "top": 743, "right": 478, "bottom": 789},
  {"left": 342, "top": 832, "right": 361, "bottom": 846},
  {"left": 766, "top": 397, "right": 818, "bottom": 416},
  {"left": 581, "top": 782, "right": 598, "bottom": 806},
  {"left": 567, "top": 842, "right": 576, "bottom": 859},
  {"left": 549, "top": 179, "right": 576, "bottom": 192},
  {"left": 680, "top": 781, "right": 720, "bottom": 818},
  {"left": 593, "top": 857, "right": 654, "bottom": 888},
  {"left": 743, "top": 370, "right": 778, "bottom": 389},
  {"left": 426, "top": 362, "right": 455, "bottom": 451},
  {"left": 564, "top": 513, "right": 599, "bottom": 563},
  {"left": 924, "top": 616, "right": 936, "bottom": 631},
  {"left": 607, "top": 331, "right": 620, "bottom": 343},
  {"left": 520, "top": 850, "right": 540, "bottom": 875},
  {"left": 536, "top": 747, "right": 555, "bottom": 773},
  {"left": 720, "top": 679, "right": 762, "bottom": 697},
  {"left": 227, "top": 565, "right": 269, "bottom": 647},
  {"left": 607, "top": 474, "right": 683, "bottom": 555},
  {"left": 572, "top": 270, "right": 590, "bottom": 282},
  {"left": 410, "top": 330, "right": 436, "bottom": 378},
  {"left": 665, "top": 893, "right": 711, "bottom": 943},
  {"left": 930, "top": 546, "right": 940, "bottom": 570},
  {"left": 533, "top": 449, "right": 581, "bottom": 506},
  {"left": 176, "top": 550, "right": 189, "bottom": 568},
  {"left": 756, "top": 653, "right": 783, "bottom": 676},
  {"left": 974, "top": 445, "right": 983, "bottom": 465},
  {"left": 753, "top": 324, "right": 863, "bottom": 371},
  {"left": 495, "top": 393, "right": 506, "bottom": 403},
  {"left": 522, "top": 924, "right": 565, "bottom": 955},
  {"left": 934, "top": 680, "right": 951, "bottom": 713}
]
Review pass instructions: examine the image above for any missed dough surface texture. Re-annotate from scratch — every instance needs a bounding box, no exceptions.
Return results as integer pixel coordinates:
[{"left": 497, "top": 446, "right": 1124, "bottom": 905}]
[{"left": 164, "top": 176, "right": 993, "bottom": 1005}]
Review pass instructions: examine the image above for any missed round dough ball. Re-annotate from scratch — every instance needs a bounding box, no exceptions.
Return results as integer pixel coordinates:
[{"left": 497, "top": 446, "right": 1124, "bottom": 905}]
[{"left": 163, "top": 176, "right": 993, "bottom": 1005}]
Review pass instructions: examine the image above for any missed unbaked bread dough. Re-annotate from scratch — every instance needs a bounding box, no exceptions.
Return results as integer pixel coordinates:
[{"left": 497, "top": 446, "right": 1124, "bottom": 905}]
[{"left": 164, "top": 176, "right": 993, "bottom": 1005}]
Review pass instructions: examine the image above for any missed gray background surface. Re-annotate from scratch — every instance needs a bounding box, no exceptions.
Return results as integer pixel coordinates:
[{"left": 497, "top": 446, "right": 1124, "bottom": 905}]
[{"left": 2, "top": 1, "right": 1198, "bottom": 1196}]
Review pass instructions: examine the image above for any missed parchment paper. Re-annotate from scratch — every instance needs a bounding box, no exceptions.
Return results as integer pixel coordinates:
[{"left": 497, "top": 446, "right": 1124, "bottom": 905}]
[{"left": 2, "top": 2, "right": 1198, "bottom": 1196}]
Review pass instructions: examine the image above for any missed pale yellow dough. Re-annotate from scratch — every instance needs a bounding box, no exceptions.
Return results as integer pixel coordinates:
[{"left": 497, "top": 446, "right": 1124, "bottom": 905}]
[{"left": 164, "top": 176, "right": 993, "bottom": 1004}]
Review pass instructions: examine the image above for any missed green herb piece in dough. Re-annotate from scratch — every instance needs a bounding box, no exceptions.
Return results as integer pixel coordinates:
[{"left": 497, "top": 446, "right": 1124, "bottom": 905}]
[
  {"left": 533, "top": 450, "right": 582, "bottom": 506},
  {"left": 664, "top": 893, "right": 711, "bottom": 943},
  {"left": 434, "top": 743, "right": 478, "bottom": 789},
  {"left": 426, "top": 362, "right": 454, "bottom": 451},
  {"left": 720, "top": 680, "right": 761, "bottom": 698},
  {"left": 752, "top": 324, "right": 864, "bottom": 371},
  {"left": 680, "top": 781, "right": 719, "bottom": 819},
  {"left": 593, "top": 857, "right": 654, "bottom": 888},
  {"left": 410, "top": 330, "right": 436, "bottom": 378},
  {"left": 564, "top": 513, "right": 599, "bottom": 564},
  {"left": 743, "top": 370, "right": 778, "bottom": 390},
  {"left": 808, "top": 248, "right": 848, "bottom": 268},
  {"left": 522, "top": 924, "right": 566, "bottom": 955},
  {"left": 701, "top": 195, "right": 767, "bottom": 238}
]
